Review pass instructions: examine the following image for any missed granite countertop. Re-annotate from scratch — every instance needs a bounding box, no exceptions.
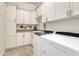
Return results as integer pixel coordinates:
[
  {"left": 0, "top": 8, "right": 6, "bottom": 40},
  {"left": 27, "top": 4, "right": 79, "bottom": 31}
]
[{"left": 16, "top": 29, "right": 53, "bottom": 33}]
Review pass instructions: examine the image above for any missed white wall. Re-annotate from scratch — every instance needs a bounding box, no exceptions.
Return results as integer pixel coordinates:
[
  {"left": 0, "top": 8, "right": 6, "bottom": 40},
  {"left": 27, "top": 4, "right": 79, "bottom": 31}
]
[
  {"left": 0, "top": 3, "right": 6, "bottom": 55},
  {"left": 46, "top": 19, "right": 79, "bottom": 33}
]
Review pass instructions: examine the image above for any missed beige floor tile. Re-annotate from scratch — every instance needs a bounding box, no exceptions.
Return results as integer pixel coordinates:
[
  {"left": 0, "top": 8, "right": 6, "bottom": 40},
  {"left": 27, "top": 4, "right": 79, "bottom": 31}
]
[{"left": 3, "top": 45, "right": 33, "bottom": 56}]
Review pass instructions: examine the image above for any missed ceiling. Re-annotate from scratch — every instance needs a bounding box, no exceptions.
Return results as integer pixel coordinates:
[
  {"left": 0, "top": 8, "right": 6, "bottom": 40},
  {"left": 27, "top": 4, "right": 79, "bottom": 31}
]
[{"left": 6, "top": 2, "right": 42, "bottom": 11}]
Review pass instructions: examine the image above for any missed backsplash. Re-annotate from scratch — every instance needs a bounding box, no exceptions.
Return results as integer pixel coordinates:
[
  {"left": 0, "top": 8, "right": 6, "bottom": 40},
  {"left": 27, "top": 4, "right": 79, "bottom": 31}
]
[
  {"left": 46, "top": 19, "right": 79, "bottom": 33},
  {"left": 16, "top": 24, "right": 38, "bottom": 31}
]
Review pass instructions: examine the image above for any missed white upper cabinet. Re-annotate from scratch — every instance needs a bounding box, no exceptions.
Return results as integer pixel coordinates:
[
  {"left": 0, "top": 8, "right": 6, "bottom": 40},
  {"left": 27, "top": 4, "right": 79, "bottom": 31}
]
[
  {"left": 6, "top": 5, "right": 16, "bottom": 20},
  {"left": 23, "top": 10, "right": 30, "bottom": 24},
  {"left": 42, "top": 3, "right": 47, "bottom": 23},
  {"left": 16, "top": 9, "right": 37, "bottom": 24},
  {"left": 55, "top": 2, "right": 69, "bottom": 19},
  {"left": 30, "top": 11, "right": 37, "bottom": 24},
  {"left": 72, "top": 2, "right": 79, "bottom": 15},
  {"left": 36, "top": 2, "right": 56, "bottom": 23},
  {"left": 16, "top": 9, "right": 24, "bottom": 24},
  {"left": 42, "top": 2, "right": 73, "bottom": 21},
  {"left": 36, "top": 5, "right": 42, "bottom": 16},
  {"left": 46, "top": 2, "right": 55, "bottom": 21},
  {"left": 0, "top": 17, "right": 4, "bottom": 36},
  {"left": 0, "top": 3, "right": 6, "bottom": 16}
]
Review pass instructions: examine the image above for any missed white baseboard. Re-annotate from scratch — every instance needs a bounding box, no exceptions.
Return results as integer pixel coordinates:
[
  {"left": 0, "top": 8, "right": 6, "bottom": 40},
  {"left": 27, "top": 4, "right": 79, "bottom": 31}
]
[{"left": 0, "top": 49, "right": 5, "bottom": 56}]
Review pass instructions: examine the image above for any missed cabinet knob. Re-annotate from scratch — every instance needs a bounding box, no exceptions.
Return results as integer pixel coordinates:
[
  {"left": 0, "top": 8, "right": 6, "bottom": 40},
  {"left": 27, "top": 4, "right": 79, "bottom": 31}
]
[
  {"left": 23, "top": 34, "right": 24, "bottom": 38},
  {"left": 43, "top": 48, "right": 47, "bottom": 56},
  {"left": 32, "top": 35, "right": 33, "bottom": 39},
  {"left": 70, "top": 10, "right": 73, "bottom": 16},
  {"left": 67, "top": 10, "right": 69, "bottom": 16}
]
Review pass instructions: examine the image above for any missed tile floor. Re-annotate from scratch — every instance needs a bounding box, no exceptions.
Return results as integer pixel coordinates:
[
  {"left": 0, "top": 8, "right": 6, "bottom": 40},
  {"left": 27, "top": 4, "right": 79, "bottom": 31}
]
[{"left": 3, "top": 44, "right": 33, "bottom": 56}]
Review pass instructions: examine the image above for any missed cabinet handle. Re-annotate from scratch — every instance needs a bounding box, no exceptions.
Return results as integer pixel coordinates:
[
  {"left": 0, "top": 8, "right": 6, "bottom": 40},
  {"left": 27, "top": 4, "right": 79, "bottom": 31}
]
[
  {"left": 67, "top": 10, "right": 73, "bottom": 16},
  {"left": 32, "top": 35, "right": 33, "bottom": 39},
  {"left": 67, "top": 10, "right": 69, "bottom": 16},
  {"left": 43, "top": 48, "right": 47, "bottom": 56},
  {"left": 22, "top": 35, "right": 24, "bottom": 38},
  {"left": 15, "top": 18, "right": 16, "bottom": 24},
  {"left": 70, "top": 10, "right": 73, "bottom": 16},
  {"left": 23, "top": 34, "right": 24, "bottom": 38}
]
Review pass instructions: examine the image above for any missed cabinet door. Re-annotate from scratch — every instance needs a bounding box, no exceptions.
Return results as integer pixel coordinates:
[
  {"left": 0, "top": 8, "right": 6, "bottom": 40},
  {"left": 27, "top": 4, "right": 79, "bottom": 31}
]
[
  {"left": 32, "top": 34, "right": 41, "bottom": 56},
  {"left": 24, "top": 32, "right": 32, "bottom": 45},
  {"left": 0, "top": 16, "right": 6, "bottom": 53},
  {"left": 36, "top": 5, "right": 42, "bottom": 16},
  {"left": 32, "top": 34, "right": 37, "bottom": 56},
  {"left": 6, "top": 5, "right": 16, "bottom": 20},
  {"left": 72, "top": 2, "right": 79, "bottom": 15},
  {"left": 42, "top": 3, "right": 48, "bottom": 23},
  {"left": 6, "top": 36, "right": 16, "bottom": 49},
  {"left": 0, "top": 3, "right": 6, "bottom": 54},
  {"left": 7, "top": 20, "right": 16, "bottom": 36},
  {"left": 56, "top": 2, "right": 69, "bottom": 19},
  {"left": 0, "top": 3, "right": 6, "bottom": 16},
  {"left": 16, "top": 9, "right": 23, "bottom": 24},
  {"left": 41, "top": 43, "right": 67, "bottom": 56},
  {"left": 23, "top": 11, "right": 30, "bottom": 24},
  {"left": 47, "top": 2, "right": 55, "bottom": 21},
  {"left": 0, "top": 16, "right": 5, "bottom": 36},
  {"left": 30, "top": 11, "right": 37, "bottom": 24},
  {"left": 16, "top": 33, "right": 24, "bottom": 46}
]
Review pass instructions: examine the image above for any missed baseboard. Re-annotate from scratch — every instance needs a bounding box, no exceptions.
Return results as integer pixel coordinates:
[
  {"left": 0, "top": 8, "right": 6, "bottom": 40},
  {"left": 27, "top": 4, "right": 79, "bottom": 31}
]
[{"left": 0, "top": 49, "right": 5, "bottom": 56}]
